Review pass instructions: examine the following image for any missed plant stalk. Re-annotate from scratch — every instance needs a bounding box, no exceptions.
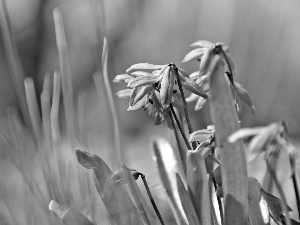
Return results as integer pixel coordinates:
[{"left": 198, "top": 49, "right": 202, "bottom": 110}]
[
  {"left": 172, "top": 66, "right": 197, "bottom": 149},
  {"left": 266, "top": 158, "right": 291, "bottom": 225},
  {"left": 170, "top": 104, "right": 192, "bottom": 150},
  {"left": 289, "top": 156, "right": 300, "bottom": 219},
  {"left": 168, "top": 110, "right": 187, "bottom": 176},
  {"left": 141, "top": 175, "right": 165, "bottom": 225}
]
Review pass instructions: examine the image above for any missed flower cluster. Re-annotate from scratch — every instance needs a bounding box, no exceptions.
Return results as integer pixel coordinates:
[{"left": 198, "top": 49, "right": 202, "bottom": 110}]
[
  {"left": 183, "top": 40, "right": 255, "bottom": 114},
  {"left": 114, "top": 63, "right": 208, "bottom": 124}
]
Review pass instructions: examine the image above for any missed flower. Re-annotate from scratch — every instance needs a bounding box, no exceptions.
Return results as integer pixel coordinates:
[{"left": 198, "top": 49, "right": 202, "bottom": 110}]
[
  {"left": 228, "top": 122, "right": 298, "bottom": 161},
  {"left": 182, "top": 40, "right": 235, "bottom": 79},
  {"left": 186, "top": 70, "right": 255, "bottom": 114},
  {"left": 114, "top": 63, "right": 208, "bottom": 124}
]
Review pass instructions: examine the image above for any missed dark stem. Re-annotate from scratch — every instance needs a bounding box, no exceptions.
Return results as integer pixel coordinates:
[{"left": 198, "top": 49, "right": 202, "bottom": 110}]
[
  {"left": 172, "top": 66, "right": 197, "bottom": 149},
  {"left": 212, "top": 176, "right": 224, "bottom": 225},
  {"left": 266, "top": 159, "right": 291, "bottom": 225},
  {"left": 141, "top": 175, "right": 165, "bottom": 225},
  {"left": 170, "top": 104, "right": 192, "bottom": 150},
  {"left": 289, "top": 156, "right": 300, "bottom": 219},
  {"left": 169, "top": 110, "right": 187, "bottom": 176}
]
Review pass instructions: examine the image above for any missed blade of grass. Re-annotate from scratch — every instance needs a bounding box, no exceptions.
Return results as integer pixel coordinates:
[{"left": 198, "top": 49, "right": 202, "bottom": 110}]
[
  {"left": 209, "top": 55, "right": 248, "bottom": 225},
  {"left": 176, "top": 174, "right": 201, "bottom": 225},
  {"left": 152, "top": 137, "right": 188, "bottom": 225},
  {"left": 76, "top": 149, "right": 141, "bottom": 225},
  {"left": 24, "top": 77, "right": 42, "bottom": 142},
  {"left": 53, "top": 8, "right": 76, "bottom": 144},
  {"left": 49, "top": 200, "right": 95, "bottom": 225},
  {"left": 0, "top": 0, "right": 31, "bottom": 129},
  {"left": 50, "top": 71, "right": 61, "bottom": 143},
  {"left": 186, "top": 149, "right": 212, "bottom": 225},
  {"left": 122, "top": 165, "right": 155, "bottom": 225},
  {"left": 41, "top": 90, "right": 52, "bottom": 147}
]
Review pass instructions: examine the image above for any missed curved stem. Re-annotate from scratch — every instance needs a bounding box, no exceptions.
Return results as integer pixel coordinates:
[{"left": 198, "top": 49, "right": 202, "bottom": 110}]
[
  {"left": 266, "top": 159, "right": 291, "bottom": 225},
  {"left": 141, "top": 175, "right": 165, "bottom": 225},
  {"left": 170, "top": 104, "right": 192, "bottom": 150},
  {"left": 172, "top": 66, "right": 197, "bottom": 149}
]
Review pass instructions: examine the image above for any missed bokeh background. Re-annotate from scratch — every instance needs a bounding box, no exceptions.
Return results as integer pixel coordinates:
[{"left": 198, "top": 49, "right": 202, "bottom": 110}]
[{"left": 0, "top": 0, "right": 300, "bottom": 224}]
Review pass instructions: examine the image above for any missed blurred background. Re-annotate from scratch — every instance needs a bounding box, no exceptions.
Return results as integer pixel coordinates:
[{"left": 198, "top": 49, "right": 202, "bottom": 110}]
[{"left": 0, "top": 0, "right": 300, "bottom": 224}]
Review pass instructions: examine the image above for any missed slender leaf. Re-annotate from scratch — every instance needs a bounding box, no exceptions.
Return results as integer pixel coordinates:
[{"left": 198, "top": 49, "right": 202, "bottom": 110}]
[
  {"left": 186, "top": 150, "right": 211, "bottom": 225},
  {"left": 176, "top": 174, "right": 200, "bottom": 225},
  {"left": 152, "top": 137, "right": 188, "bottom": 225},
  {"left": 209, "top": 54, "right": 248, "bottom": 225}
]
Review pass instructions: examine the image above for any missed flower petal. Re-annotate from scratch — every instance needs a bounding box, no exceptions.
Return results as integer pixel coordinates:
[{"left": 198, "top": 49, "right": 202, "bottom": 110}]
[
  {"left": 195, "top": 97, "right": 207, "bottom": 111},
  {"left": 190, "top": 40, "right": 214, "bottom": 48},
  {"left": 113, "top": 74, "right": 134, "bottom": 83},
  {"left": 234, "top": 82, "right": 255, "bottom": 114},
  {"left": 189, "top": 129, "right": 213, "bottom": 143},
  {"left": 130, "top": 71, "right": 152, "bottom": 77},
  {"left": 189, "top": 71, "right": 200, "bottom": 80},
  {"left": 199, "top": 46, "right": 215, "bottom": 77},
  {"left": 182, "top": 48, "right": 206, "bottom": 63},
  {"left": 129, "top": 85, "right": 152, "bottom": 106},
  {"left": 116, "top": 89, "right": 132, "bottom": 98},
  {"left": 182, "top": 78, "right": 209, "bottom": 98},
  {"left": 126, "top": 63, "right": 165, "bottom": 73},
  {"left": 160, "top": 66, "right": 173, "bottom": 108},
  {"left": 186, "top": 93, "right": 198, "bottom": 102},
  {"left": 127, "top": 95, "right": 148, "bottom": 111},
  {"left": 177, "top": 68, "right": 189, "bottom": 78},
  {"left": 228, "top": 127, "right": 266, "bottom": 143}
]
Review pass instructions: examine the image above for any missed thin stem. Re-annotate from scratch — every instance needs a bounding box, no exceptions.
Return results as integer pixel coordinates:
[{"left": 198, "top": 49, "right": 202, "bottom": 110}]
[
  {"left": 169, "top": 110, "right": 187, "bottom": 176},
  {"left": 141, "top": 175, "right": 165, "bottom": 225},
  {"left": 212, "top": 175, "right": 224, "bottom": 225},
  {"left": 266, "top": 159, "right": 291, "bottom": 225},
  {"left": 170, "top": 104, "right": 192, "bottom": 150},
  {"left": 289, "top": 156, "right": 300, "bottom": 219},
  {"left": 172, "top": 66, "right": 197, "bottom": 149},
  {"left": 208, "top": 154, "right": 220, "bottom": 165}
]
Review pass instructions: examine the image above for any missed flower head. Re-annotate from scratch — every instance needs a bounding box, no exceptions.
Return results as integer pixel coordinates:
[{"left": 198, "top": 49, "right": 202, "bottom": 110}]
[{"left": 114, "top": 63, "right": 208, "bottom": 124}]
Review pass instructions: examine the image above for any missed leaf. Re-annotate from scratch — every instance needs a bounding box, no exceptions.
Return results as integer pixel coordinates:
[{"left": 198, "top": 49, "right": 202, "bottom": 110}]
[
  {"left": 76, "top": 149, "right": 140, "bottom": 225},
  {"left": 247, "top": 178, "right": 270, "bottom": 225},
  {"left": 261, "top": 189, "right": 292, "bottom": 221},
  {"left": 176, "top": 174, "right": 201, "bottom": 225},
  {"left": 126, "top": 63, "right": 165, "bottom": 73},
  {"left": 234, "top": 82, "right": 255, "bottom": 113},
  {"left": 152, "top": 137, "right": 188, "bottom": 225},
  {"left": 182, "top": 48, "right": 206, "bottom": 63},
  {"left": 190, "top": 40, "right": 214, "bottom": 48},
  {"left": 199, "top": 46, "right": 214, "bottom": 77},
  {"left": 209, "top": 54, "right": 248, "bottom": 225},
  {"left": 121, "top": 165, "right": 155, "bottom": 225},
  {"left": 129, "top": 85, "right": 152, "bottom": 106},
  {"left": 186, "top": 150, "right": 211, "bottom": 225},
  {"left": 182, "top": 77, "right": 209, "bottom": 98},
  {"left": 49, "top": 200, "right": 95, "bottom": 225},
  {"left": 189, "top": 129, "right": 213, "bottom": 143}
]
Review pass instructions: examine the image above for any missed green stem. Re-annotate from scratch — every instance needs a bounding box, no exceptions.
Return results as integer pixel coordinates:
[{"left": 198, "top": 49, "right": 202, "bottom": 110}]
[
  {"left": 266, "top": 159, "right": 291, "bottom": 225},
  {"left": 172, "top": 66, "right": 197, "bottom": 150},
  {"left": 289, "top": 156, "right": 300, "bottom": 219},
  {"left": 170, "top": 104, "right": 192, "bottom": 150},
  {"left": 168, "top": 110, "right": 187, "bottom": 176},
  {"left": 141, "top": 175, "right": 165, "bottom": 225}
]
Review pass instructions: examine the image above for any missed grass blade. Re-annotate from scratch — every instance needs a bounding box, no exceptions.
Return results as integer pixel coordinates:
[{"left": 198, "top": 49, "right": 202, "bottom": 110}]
[
  {"left": 176, "top": 174, "right": 200, "bottom": 225},
  {"left": 50, "top": 71, "right": 61, "bottom": 143},
  {"left": 152, "top": 137, "right": 188, "bottom": 225},
  {"left": 0, "top": 0, "right": 31, "bottom": 128},
  {"left": 24, "top": 77, "right": 42, "bottom": 142},
  {"left": 209, "top": 55, "right": 248, "bottom": 225},
  {"left": 49, "top": 200, "right": 95, "bottom": 225},
  {"left": 76, "top": 149, "right": 140, "bottom": 225},
  {"left": 186, "top": 149, "right": 212, "bottom": 225},
  {"left": 53, "top": 8, "right": 76, "bottom": 144}
]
